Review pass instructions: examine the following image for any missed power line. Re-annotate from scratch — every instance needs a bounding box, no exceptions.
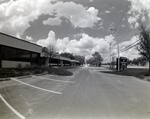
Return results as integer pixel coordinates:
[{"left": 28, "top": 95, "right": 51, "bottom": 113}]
[
  {"left": 112, "top": 0, "right": 143, "bottom": 53},
  {"left": 113, "top": 1, "right": 131, "bottom": 35},
  {"left": 111, "top": 40, "right": 140, "bottom": 57},
  {"left": 108, "top": 1, "right": 142, "bottom": 60},
  {"left": 110, "top": 1, "right": 142, "bottom": 57},
  {"left": 111, "top": 30, "right": 138, "bottom": 49},
  {"left": 119, "top": 42, "right": 140, "bottom": 53},
  {"left": 109, "top": 0, "right": 140, "bottom": 58},
  {"left": 120, "top": 39, "right": 140, "bottom": 52},
  {"left": 115, "top": 0, "right": 140, "bottom": 40},
  {"left": 116, "top": 29, "right": 138, "bottom": 44},
  {"left": 113, "top": 33, "right": 140, "bottom": 50}
]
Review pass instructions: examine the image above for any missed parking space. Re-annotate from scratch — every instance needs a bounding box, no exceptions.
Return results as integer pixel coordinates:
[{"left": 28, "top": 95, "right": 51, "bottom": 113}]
[{"left": 0, "top": 74, "right": 75, "bottom": 119}]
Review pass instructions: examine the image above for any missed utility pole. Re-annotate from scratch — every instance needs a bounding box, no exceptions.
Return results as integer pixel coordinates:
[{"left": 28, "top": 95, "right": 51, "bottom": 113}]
[
  {"left": 104, "top": 41, "right": 112, "bottom": 68},
  {"left": 109, "top": 43, "right": 112, "bottom": 68},
  {"left": 117, "top": 43, "right": 120, "bottom": 72},
  {"left": 110, "top": 28, "right": 120, "bottom": 71}
]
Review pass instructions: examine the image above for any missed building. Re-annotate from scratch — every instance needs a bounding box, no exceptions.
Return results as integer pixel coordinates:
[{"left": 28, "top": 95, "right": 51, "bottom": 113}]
[
  {"left": 0, "top": 32, "right": 80, "bottom": 68},
  {"left": 0, "top": 32, "right": 42, "bottom": 68},
  {"left": 40, "top": 48, "right": 79, "bottom": 67},
  {"left": 71, "top": 60, "right": 80, "bottom": 66}
]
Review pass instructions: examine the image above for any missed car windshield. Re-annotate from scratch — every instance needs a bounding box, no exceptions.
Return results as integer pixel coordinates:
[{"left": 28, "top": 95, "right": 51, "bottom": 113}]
[{"left": 0, "top": 0, "right": 150, "bottom": 119}]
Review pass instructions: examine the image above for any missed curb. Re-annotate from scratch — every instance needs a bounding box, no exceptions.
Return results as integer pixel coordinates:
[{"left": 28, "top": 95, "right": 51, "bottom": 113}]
[
  {"left": 0, "top": 78, "right": 11, "bottom": 81},
  {"left": 17, "top": 75, "right": 32, "bottom": 79},
  {"left": 0, "top": 72, "right": 48, "bottom": 80},
  {"left": 143, "top": 76, "right": 150, "bottom": 82},
  {"left": 36, "top": 73, "right": 48, "bottom": 76}
]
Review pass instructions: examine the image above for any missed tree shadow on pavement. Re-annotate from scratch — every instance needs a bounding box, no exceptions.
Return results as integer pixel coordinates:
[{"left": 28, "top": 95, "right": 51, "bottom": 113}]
[{"left": 100, "top": 68, "right": 149, "bottom": 79}]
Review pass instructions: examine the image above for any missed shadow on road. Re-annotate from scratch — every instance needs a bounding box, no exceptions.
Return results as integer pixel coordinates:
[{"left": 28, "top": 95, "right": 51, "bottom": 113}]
[{"left": 100, "top": 68, "right": 149, "bottom": 79}]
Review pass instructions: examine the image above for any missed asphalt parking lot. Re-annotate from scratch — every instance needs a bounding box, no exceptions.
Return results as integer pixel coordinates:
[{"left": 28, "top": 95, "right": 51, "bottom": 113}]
[
  {"left": 0, "top": 72, "right": 76, "bottom": 119},
  {"left": 1, "top": 66, "right": 150, "bottom": 119}
]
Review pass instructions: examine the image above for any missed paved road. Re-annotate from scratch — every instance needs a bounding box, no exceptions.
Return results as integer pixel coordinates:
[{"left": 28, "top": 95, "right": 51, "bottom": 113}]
[{"left": 0, "top": 66, "right": 150, "bottom": 119}]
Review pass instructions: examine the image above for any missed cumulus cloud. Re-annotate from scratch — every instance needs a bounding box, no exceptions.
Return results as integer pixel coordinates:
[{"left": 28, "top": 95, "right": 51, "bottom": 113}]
[
  {"left": 25, "top": 36, "right": 35, "bottom": 43},
  {"left": 105, "top": 10, "right": 110, "bottom": 14},
  {"left": 0, "top": 0, "right": 52, "bottom": 37},
  {"left": 119, "top": 36, "right": 140, "bottom": 60},
  {"left": 26, "top": 36, "right": 33, "bottom": 41},
  {"left": 0, "top": 0, "right": 101, "bottom": 37},
  {"left": 0, "top": 0, "right": 5, "bottom": 2},
  {"left": 56, "top": 37, "right": 70, "bottom": 53},
  {"left": 110, "top": 7, "right": 114, "bottom": 10},
  {"left": 122, "top": 25, "right": 125, "bottom": 28},
  {"left": 89, "top": 0, "right": 93, "bottom": 2},
  {"left": 36, "top": 30, "right": 140, "bottom": 60},
  {"left": 54, "top": 3, "right": 101, "bottom": 28},
  {"left": 36, "top": 31, "right": 56, "bottom": 47},
  {"left": 111, "top": 35, "right": 140, "bottom": 60},
  {"left": 98, "top": 26, "right": 104, "bottom": 30},
  {"left": 43, "top": 17, "right": 62, "bottom": 26},
  {"left": 128, "top": 0, "right": 150, "bottom": 29},
  {"left": 104, "top": 35, "right": 114, "bottom": 43},
  {"left": 36, "top": 30, "right": 112, "bottom": 59}
]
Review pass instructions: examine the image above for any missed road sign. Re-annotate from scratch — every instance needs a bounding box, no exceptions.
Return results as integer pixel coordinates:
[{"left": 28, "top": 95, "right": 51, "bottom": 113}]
[{"left": 116, "top": 57, "right": 127, "bottom": 71}]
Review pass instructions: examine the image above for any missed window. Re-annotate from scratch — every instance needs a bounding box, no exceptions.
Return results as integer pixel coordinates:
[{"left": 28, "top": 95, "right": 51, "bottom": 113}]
[
  {"left": 31, "top": 52, "right": 39, "bottom": 64},
  {"left": 2, "top": 45, "right": 30, "bottom": 62}
]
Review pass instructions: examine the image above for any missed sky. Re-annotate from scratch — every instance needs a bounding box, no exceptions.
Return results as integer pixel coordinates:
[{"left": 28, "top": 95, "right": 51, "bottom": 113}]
[{"left": 0, "top": 0, "right": 150, "bottom": 62}]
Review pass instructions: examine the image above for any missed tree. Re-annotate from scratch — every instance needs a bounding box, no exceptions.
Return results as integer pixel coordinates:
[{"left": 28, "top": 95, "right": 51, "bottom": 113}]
[
  {"left": 48, "top": 45, "right": 58, "bottom": 58},
  {"left": 42, "top": 45, "right": 58, "bottom": 67},
  {"left": 92, "top": 52, "right": 103, "bottom": 66},
  {"left": 132, "top": 57, "right": 147, "bottom": 66},
  {"left": 48, "top": 45, "right": 59, "bottom": 66},
  {"left": 60, "top": 52, "right": 85, "bottom": 65},
  {"left": 137, "top": 10, "right": 150, "bottom": 73},
  {"left": 86, "top": 57, "right": 94, "bottom": 65},
  {"left": 74, "top": 55, "right": 85, "bottom": 65},
  {"left": 60, "top": 52, "right": 75, "bottom": 60},
  {"left": 86, "top": 52, "right": 103, "bottom": 66},
  {"left": 42, "top": 47, "right": 49, "bottom": 57},
  {"left": 133, "top": 58, "right": 139, "bottom": 65}
]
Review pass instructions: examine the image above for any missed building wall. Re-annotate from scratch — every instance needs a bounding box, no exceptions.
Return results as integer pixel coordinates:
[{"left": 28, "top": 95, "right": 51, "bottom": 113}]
[
  {"left": 0, "top": 33, "right": 42, "bottom": 53},
  {"left": 0, "top": 45, "right": 2, "bottom": 68},
  {"left": 2, "top": 60, "right": 30, "bottom": 68},
  {"left": 0, "top": 32, "right": 42, "bottom": 68}
]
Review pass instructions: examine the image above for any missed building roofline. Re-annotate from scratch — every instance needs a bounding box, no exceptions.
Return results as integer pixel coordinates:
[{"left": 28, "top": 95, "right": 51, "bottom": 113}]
[{"left": 0, "top": 32, "right": 42, "bottom": 48}]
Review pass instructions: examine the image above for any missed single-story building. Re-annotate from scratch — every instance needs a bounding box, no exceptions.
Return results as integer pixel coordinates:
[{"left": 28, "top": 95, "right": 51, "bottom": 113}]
[
  {"left": 40, "top": 48, "right": 76, "bottom": 67},
  {"left": 0, "top": 32, "right": 80, "bottom": 68},
  {"left": 0, "top": 32, "right": 42, "bottom": 68},
  {"left": 71, "top": 60, "right": 80, "bottom": 66}
]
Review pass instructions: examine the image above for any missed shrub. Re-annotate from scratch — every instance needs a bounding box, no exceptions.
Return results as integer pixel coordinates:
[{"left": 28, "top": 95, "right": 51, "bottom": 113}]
[
  {"left": 31, "top": 64, "right": 40, "bottom": 69},
  {"left": 18, "top": 72, "right": 24, "bottom": 76},
  {"left": 25, "top": 64, "right": 30, "bottom": 69},
  {"left": 40, "top": 65, "right": 46, "bottom": 69},
  {"left": 0, "top": 68, "right": 16, "bottom": 78},
  {"left": 17, "top": 63, "right": 22, "bottom": 69},
  {"left": 34, "top": 70, "right": 41, "bottom": 74}
]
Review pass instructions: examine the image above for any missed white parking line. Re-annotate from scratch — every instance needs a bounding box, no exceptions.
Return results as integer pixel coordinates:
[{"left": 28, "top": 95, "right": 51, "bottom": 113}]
[
  {"left": 0, "top": 94, "right": 26, "bottom": 119},
  {"left": 11, "top": 78, "right": 62, "bottom": 94},
  {"left": 33, "top": 76, "right": 75, "bottom": 84}
]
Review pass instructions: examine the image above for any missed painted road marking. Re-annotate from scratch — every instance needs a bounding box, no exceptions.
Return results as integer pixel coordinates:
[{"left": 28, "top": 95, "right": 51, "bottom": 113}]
[
  {"left": 11, "top": 78, "right": 62, "bottom": 94},
  {"left": 0, "top": 94, "right": 26, "bottom": 119},
  {"left": 32, "top": 76, "right": 75, "bottom": 84}
]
